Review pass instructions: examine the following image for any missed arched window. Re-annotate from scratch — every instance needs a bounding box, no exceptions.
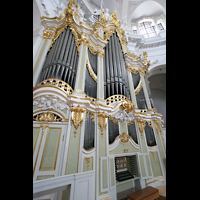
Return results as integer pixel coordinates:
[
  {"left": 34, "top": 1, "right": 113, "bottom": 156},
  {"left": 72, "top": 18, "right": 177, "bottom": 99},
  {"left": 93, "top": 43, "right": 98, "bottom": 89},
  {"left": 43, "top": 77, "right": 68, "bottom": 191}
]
[{"left": 138, "top": 21, "right": 157, "bottom": 38}]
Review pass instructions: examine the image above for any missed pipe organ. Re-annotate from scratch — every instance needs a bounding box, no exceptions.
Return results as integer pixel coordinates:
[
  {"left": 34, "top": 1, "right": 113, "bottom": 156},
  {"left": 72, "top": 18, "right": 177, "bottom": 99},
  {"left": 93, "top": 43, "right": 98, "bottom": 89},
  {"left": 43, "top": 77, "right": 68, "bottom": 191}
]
[
  {"left": 103, "top": 31, "right": 131, "bottom": 99},
  {"left": 33, "top": 1, "right": 165, "bottom": 200},
  {"left": 38, "top": 26, "right": 79, "bottom": 89}
]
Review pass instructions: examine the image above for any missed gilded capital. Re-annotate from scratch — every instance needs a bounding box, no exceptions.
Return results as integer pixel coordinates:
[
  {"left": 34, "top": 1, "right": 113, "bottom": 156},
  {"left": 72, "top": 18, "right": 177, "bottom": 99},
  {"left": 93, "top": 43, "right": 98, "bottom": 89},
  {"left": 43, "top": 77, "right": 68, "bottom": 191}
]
[
  {"left": 43, "top": 29, "right": 55, "bottom": 39},
  {"left": 80, "top": 36, "right": 89, "bottom": 46},
  {"left": 97, "top": 49, "right": 104, "bottom": 58}
]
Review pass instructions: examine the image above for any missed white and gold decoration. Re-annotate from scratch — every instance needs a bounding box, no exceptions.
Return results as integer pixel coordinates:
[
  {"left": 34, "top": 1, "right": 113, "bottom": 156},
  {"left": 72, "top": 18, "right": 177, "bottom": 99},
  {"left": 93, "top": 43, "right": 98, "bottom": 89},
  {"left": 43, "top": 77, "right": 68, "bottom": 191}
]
[{"left": 33, "top": 1, "right": 166, "bottom": 200}]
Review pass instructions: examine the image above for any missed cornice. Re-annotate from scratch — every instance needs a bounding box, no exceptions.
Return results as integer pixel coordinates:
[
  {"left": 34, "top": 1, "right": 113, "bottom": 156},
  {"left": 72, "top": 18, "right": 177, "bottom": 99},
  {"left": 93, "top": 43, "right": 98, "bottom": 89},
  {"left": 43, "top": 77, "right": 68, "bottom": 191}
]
[{"left": 33, "top": 78, "right": 164, "bottom": 126}]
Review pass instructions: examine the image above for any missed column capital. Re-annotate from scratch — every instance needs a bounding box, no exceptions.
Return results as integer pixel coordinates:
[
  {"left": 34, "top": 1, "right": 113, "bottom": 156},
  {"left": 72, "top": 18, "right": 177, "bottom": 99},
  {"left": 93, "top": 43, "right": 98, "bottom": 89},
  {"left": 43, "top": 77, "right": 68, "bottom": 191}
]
[{"left": 43, "top": 28, "right": 56, "bottom": 39}]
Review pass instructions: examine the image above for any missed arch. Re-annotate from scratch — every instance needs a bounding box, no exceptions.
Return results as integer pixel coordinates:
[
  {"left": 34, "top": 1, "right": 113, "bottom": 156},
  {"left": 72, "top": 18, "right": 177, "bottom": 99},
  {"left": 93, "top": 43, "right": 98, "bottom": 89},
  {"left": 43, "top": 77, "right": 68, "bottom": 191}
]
[
  {"left": 131, "top": 0, "right": 166, "bottom": 21},
  {"left": 33, "top": 109, "right": 68, "bottom": 123},
  {"left": 148, "top": 64, "right": 166, "bottom": 78}
]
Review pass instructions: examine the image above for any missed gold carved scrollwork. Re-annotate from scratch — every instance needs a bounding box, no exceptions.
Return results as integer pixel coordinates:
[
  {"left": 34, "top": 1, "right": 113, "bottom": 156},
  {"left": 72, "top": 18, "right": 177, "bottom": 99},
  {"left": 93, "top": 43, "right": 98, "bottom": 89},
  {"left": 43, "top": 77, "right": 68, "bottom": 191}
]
[
  {"left": 119, "top": 101, "right": 134, "bottom": 113},
  {"left": 86, "top": 53, "right": 97, "bottom": 82},
  {"left": 97, "top": 49, "right": 104, "bottom": 58},
  {"left": 33, "top": 112, "right": 64, "bottom": 122},
  {"left": 71, "top": 105, "right": 86, "bottom": 137},
  {"left": 40, "top": 124, "right": 49, "bottom": 135},
  {"left": 43, "top": 30, "right": 55, "bottom": 39},
  {"left": 104, "top": 29, "right": 115, "bottom": 41},
  {"left": 119, "top": 132, "right": 130, "bottom": 143},
  {"left": 137, "top": 119, "right": 146, "bottom": 136},
  {"left": 80, "top": 36, "right": 89, "bottom": 46},
  {"left": 135, "top": 81, "right": 142, "bottom": 95},
  {"left": 109, "top": 12, "right": 120, "bottom": 27},
  {"left": 100, "top": 10, "right": 108, "bottom": 26},
  {"left": 139, "top": 68, "right": 145, "bottom": 77},
  {"left": 98, "top": 112, "right": 109, "bottom": 137}
]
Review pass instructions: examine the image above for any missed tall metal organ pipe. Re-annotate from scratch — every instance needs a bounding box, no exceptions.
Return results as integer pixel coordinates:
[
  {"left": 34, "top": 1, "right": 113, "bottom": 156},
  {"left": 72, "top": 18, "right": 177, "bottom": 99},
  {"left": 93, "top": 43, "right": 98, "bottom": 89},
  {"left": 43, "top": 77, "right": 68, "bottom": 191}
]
[
  {"left": 103, "top": 31, "right": 131, "bottom": 99},
  {"left": 38, "top": 27, "right": 79, "bottom": 89}
]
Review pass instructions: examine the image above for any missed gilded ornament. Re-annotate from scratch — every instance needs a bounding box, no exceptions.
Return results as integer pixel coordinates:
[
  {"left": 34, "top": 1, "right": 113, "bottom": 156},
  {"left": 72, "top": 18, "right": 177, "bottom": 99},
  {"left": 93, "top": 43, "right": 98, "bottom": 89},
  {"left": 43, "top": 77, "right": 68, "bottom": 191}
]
[
  {"left": 109, "top": 12, "right": 120, "bottom": 27},
  {"left": 135, "top": 81, "right": 142, "bottom": 95},
  {"left": 40, "top": 123, "right": 49, "bottom": 135},
  {"left": 43, "top": 30, "right": 54, "bottom": 39},
  {"left": 147, "top": 121, "right": 153, "bottom": 128},
  {"left": 139, "top": 68, "right": 145, "bottom": 77},
  {"left": 86, "top": 54, "right": 97, "bottom": 82},
  {"left": 85, "top": 157, "right": 90, "bottom": 170},
  {"left": 119, "top": 101, "right": 134, "bottom": 113},
  {"left": 100, "top": 10, "right": 108, "bottom": 26},
  {"left": 137, "top": 119, "right": 146, "bottom": 135},
  {"left": 80, "top": 37, "right": 89, "bottom": 46},
  {"left": 119, "top": 132, "right": 130, "bottom": 143},
  {"left": 150, "top": 151, "right": 155, "bottom": 159},
  {"left": 154, "top": 120, "right": 161, "bottom": 135},
  {"left": 142, "top": 52, "right": 148, "bottom": 64},
  {"left": 71, "top": 105, "right": 86, "bottom": 136},
  {"left": 98, "top": 112, "right": 109, "bottom": 136},
  {"left": 33, "top": 112, "right": 63, "bottom": 122},
  {"left": 97, "top": 49, "right": 104, "bottom": 58},
  {"left": 125, "top": 51, "right": 137, "bottom": 60},
  {"left": 35, "top": 78, "right": 73, "bottom": 95}
]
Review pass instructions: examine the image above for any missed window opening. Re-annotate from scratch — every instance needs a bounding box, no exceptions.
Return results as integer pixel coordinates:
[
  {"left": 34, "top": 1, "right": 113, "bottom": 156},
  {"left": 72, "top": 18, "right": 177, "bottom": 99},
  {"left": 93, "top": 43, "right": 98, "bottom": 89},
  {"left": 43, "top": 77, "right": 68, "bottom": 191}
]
[
  {"left": 158, "top": 22, "right": 164, "bottom": 31},
  {"left": 138, "top": 21, "right": 157, "bottom": 38}
]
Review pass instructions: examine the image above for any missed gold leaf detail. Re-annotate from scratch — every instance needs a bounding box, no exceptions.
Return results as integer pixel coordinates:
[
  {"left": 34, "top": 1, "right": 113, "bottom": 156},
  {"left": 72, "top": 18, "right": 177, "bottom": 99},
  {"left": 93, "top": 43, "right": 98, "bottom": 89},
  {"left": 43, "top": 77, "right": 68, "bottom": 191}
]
[
  {"left": 71, "top": 105, "right": 86, "bottom": 131},
  {"left": 119, "top": 132, "right": 130, "bottom": 143},
  {"left": 98, "top": 112, "right": 109, "bottom": 136}
]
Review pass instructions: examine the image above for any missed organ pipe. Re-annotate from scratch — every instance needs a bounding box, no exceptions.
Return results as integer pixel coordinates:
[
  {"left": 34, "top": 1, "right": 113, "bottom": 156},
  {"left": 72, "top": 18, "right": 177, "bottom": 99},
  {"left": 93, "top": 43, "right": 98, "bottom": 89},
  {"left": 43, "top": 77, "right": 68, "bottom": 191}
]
[
  {"left": 39, "top": 27, "right": 79, "bottom": 89},
  {"left": 104, "top": 31, "right": 131, "bottom": 99}
]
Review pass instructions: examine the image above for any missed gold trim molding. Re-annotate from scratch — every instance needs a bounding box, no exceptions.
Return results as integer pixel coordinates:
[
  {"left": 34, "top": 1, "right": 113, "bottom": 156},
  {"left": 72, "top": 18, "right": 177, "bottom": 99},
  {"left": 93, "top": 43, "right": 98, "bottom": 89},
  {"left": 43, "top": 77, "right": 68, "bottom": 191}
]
[{"left": 86, "top": 53, "right": 97, "bottom": 83}]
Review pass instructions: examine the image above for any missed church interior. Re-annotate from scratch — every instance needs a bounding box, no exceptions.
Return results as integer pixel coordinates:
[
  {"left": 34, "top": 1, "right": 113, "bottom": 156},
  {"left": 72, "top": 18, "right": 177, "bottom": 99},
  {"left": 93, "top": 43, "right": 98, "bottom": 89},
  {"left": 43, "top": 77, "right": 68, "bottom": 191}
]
[{"left": 33, "top": 0, "right": 166, "bottom": 199}]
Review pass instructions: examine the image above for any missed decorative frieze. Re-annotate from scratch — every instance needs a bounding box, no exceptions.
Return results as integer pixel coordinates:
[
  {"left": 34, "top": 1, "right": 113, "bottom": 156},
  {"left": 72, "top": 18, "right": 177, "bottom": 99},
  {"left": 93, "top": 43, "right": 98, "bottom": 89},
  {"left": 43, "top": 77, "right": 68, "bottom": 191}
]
[{"left": 33, "top": 95, "right": 68, "bottom": 110}]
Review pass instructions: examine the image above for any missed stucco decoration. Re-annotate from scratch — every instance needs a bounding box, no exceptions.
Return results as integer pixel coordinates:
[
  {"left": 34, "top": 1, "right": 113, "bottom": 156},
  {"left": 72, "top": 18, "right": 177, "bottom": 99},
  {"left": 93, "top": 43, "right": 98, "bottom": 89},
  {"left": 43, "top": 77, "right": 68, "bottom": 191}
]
[
  {"left": 110, "top": 101, "right": 135, "bottom": 124},
  {"left": 33, "top": 95, "right": 67, "bottom": 110}
]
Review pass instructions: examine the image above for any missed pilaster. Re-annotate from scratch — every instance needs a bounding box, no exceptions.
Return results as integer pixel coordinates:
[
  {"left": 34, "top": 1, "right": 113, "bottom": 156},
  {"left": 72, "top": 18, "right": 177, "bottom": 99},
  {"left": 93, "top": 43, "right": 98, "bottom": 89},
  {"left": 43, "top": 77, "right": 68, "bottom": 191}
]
[
  {"left": 95, "top": 112, "right": 111, "bottom": 200},
  {"left": 64, "top": 105, "right": 86, "bottom": 175},
  {"left": 73, "top": 37, "right": 89, "bottom": 97},
  {"left": 96, "top": 49, "right": 105, "bottom": 102}
]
